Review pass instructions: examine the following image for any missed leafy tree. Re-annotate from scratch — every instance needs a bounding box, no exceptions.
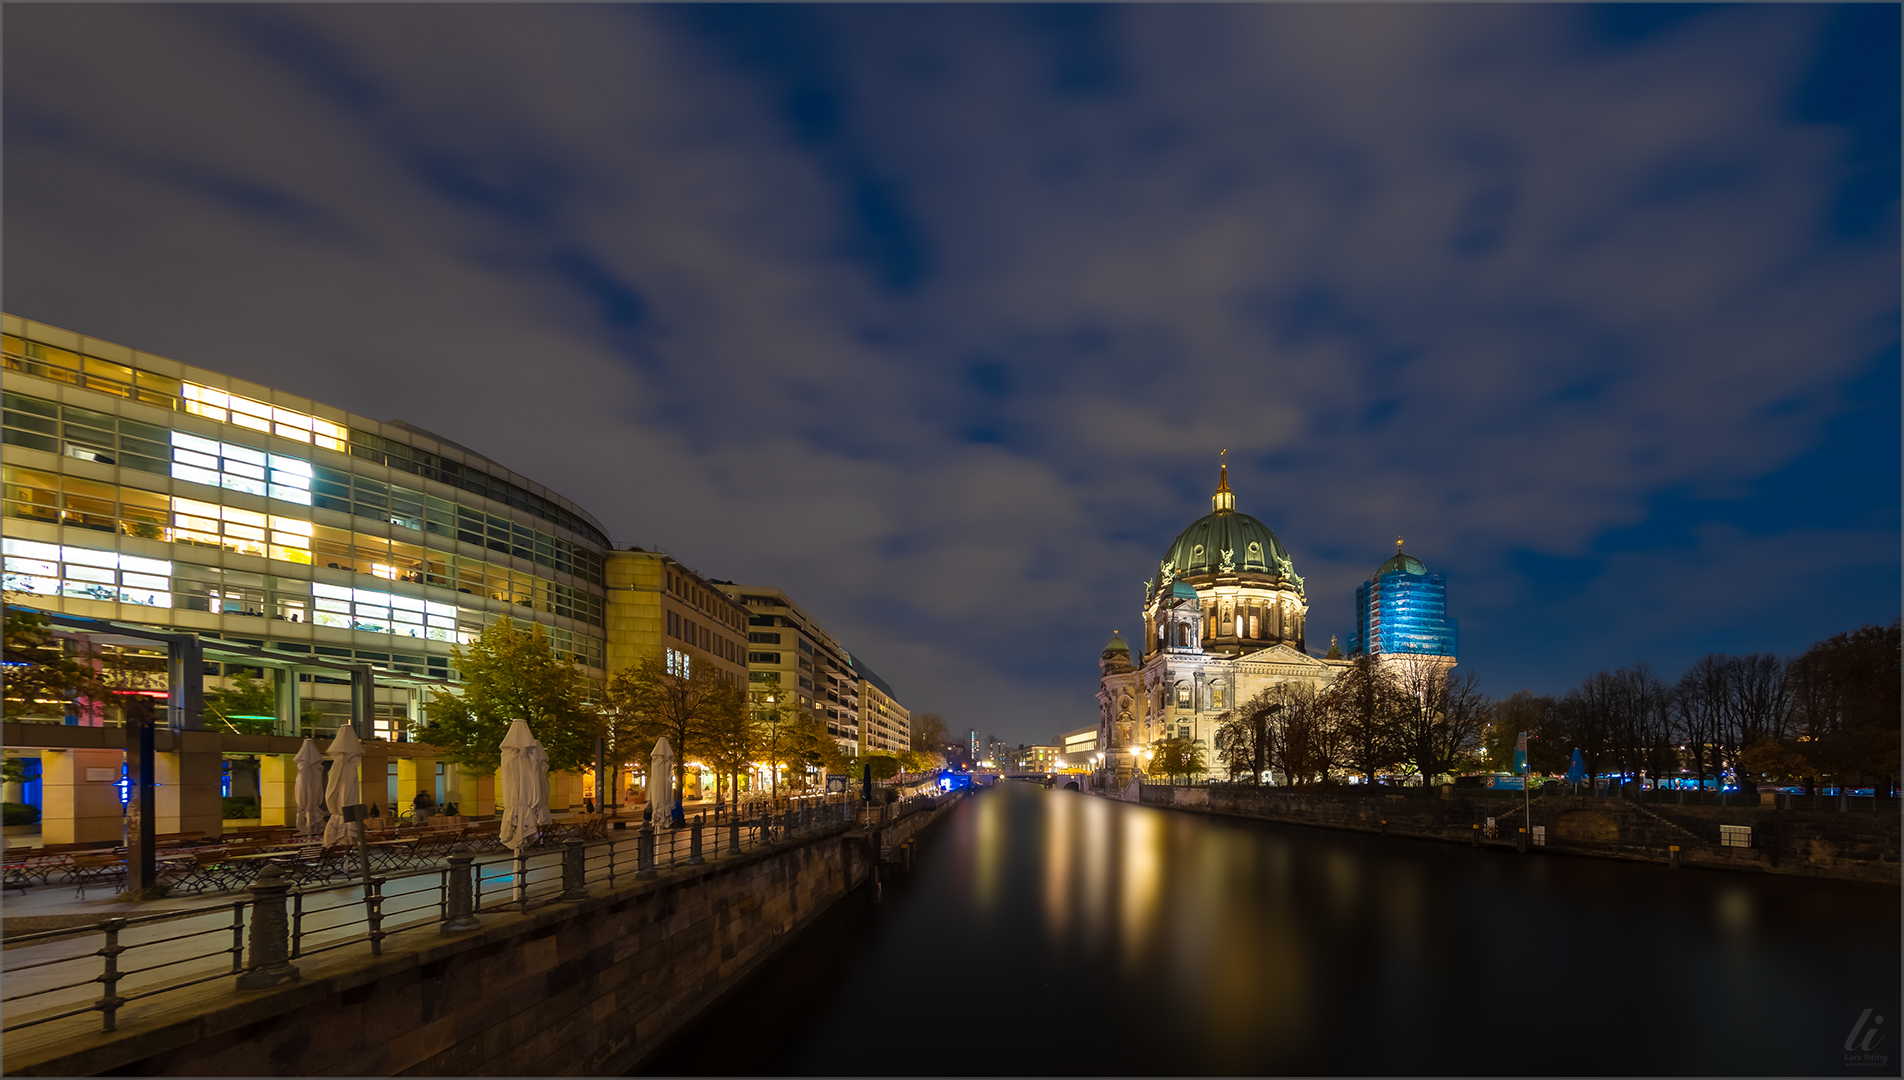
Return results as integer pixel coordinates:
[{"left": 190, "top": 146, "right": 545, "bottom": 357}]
[
  {"left": 3, "top": 607, "right": 106, "bottom": 719},
  {"left": 910, "top": 712, "right": 950, "bottom": 754},
  {"left": 1736, "top": 738, "right": 1813, "bottom": 786},
  {"left": 1146, "top": 736, "right": 1206, "bottom": 785},
  {"left": 862, "top": 753, "right": 901, "bottom": 781},
  {"left": 699, "top": 693, "right": 759, "bottom": 810},
  {"left": 783, "top": 712, "right": 842, "bottom": 791},
  {"left": 607, "top": 654, "right": 743, "bottom": 804},
  {"left": 203, "top": 670, "right": 278, "bottom": 735},
  {"left": 418, "top": 621, "right": 601, "bottom": 775}
]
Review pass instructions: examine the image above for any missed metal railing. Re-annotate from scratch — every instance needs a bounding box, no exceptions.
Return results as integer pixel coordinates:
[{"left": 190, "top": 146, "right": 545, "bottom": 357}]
[{"left": 0, "top": 794, "right": 874, "bottom": 1039}]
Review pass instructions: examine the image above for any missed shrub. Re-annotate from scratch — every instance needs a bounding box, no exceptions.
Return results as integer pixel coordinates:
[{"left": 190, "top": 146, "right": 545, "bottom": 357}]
[
  {"left": 221, "top": 795, "right": 260, "bottom": 820},
  {"left": 3, "top": 801, "right": 41, "bottom": 826}
]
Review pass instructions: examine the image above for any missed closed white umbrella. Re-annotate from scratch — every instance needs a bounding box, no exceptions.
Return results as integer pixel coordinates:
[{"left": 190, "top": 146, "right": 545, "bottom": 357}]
[
  {"left": 648, "top": 737, "right": 675, "bottom": 825},
  {"left": 321, "top": 725, "right": 363, "bottom": 848},
  {"left": 497, "top": 719, "right": 547, "bottom": 854},
  {"left": 293, "top": 738, "right": 324, "bottom": 836},
  {"left": 528, "top": 741, "right": 554, "bottom": 826}
]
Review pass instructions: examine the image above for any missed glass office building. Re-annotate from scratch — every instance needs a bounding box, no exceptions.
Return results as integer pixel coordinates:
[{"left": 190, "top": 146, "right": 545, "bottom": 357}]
[
  {"left": 1349, "top": 550, "right": 1458, "bottom": 661},
  {"left": 2, "top": 313, "right": 609, "bottom": 738}
]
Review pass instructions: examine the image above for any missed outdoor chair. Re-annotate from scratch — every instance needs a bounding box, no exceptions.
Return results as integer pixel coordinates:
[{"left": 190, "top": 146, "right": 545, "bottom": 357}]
[{"left": 69, "top": 853, "right": 126, "bottom": 899}]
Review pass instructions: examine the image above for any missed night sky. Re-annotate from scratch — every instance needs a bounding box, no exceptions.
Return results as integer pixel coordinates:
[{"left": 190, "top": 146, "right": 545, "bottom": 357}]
[{"left": 5, "top": 5, "right": 1897, "bottom": 746}]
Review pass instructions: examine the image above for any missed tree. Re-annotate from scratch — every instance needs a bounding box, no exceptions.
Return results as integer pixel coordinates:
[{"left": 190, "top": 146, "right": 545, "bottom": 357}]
[
  {"left": 1483, "top": 691, "right": 1563, "bottom": 775},
  {"left": 418, "top": 621, "right": 601, "bottom": 776},
  {"left": 1736, "top": 738, "right": 1813, "bottom": 786},
  {"left": 910, "top": 712, "right": 950, "bottom": 754},
  {"left": 3, "top": 607, "right": 107, "bottom": 720},
  {"left": 1216, "top": 686, "right": 1291, "bottom": 784},
  {"left": 1673, "top": 655, "right": 1730, "bottom": 790},
  {"left": 862, "top": 754, "right": 901, "bottom": 781},
  {"left": 203, "top": 670, "right": 278, "bottom": 736},
  {"left": 699, "top": 693, "right": 759, "bottom": 810},
  {"left": 1326, "top": 656, "right": 1404, "bottom": 784},
  {"left": 606, "top": 654, "right": 743, "bottom": 805},
  {"left": 1788, "top": 620, "right": 1901, "bottom": 792},
  {"left": 1147, "top": 736, "right": 1206, "bottom": 785},
  {"left": 1271, "top": 683, "right": 1337, "bottom": 786},
  {"left": 1389, "top": 658, "right": 1488, "bottom": 785}
]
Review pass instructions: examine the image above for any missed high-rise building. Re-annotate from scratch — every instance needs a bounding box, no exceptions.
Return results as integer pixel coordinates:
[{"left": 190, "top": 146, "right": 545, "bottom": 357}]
[{"left": 1349, "top": 542, "right": 1458, "bottom": 663}]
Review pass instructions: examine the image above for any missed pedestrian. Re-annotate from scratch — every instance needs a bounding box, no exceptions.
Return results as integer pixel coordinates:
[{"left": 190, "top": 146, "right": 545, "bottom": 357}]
[
  {"left": 584, "top": 795, "right": 596, "bottom": 815},
  {"left": 412, "top": 788, "right": 434, "bottom": 825}
]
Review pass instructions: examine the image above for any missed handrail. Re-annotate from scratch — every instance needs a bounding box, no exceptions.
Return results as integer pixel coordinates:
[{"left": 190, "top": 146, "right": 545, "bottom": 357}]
[{"left": 2, "top": 794, "right": 874, "bottom": 1038}]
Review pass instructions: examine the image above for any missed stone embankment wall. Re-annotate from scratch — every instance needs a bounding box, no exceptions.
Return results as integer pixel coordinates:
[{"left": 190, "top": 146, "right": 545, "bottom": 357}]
[
  {"left": 1135, "top": 785, "right": 1899, "bottom": 885},
  {"left": 9, "top": 791, "right": 968, "bottom": 1078}
]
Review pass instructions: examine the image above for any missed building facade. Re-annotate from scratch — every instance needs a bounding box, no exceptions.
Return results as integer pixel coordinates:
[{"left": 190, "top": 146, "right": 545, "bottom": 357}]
[
  {"left": 2, "top": 313, "right": 617, "bottom": 837},
  {"left": 1349, "top": 543, "right": 1458, "bottom": 664},
  {"left": 855, "top": 662, "right": 910, "bottom": 757},
  {"left": 604, "top": 550, "right": 749, "bottom": 688},
  {"left": 1096, "top": 465, "right": 1350, "bottom": 785},
  {"left": 720, "top": 585, "right": 861, "bottom": 754}
]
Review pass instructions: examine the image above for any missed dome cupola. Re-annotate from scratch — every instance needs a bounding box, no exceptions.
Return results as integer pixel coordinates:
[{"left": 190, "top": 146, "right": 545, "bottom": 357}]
[{"left": 1158, "top": 457, "right": 1300, "bottom": 592}]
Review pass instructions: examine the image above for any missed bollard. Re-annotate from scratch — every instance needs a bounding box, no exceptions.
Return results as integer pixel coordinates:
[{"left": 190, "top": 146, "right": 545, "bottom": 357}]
[
  {"left": 442, "top": 844, "right": 481, "bottom": 933},
  {"left": 637, "top": 824, "right": 657, "bottom": 879},
  {"left": 561, "top": 837, "right": 589, "bottom": 900},
  {"left": 1470, "top": 824, "right": 1479, "bottom": 848},
  {"left": 237, "top": 865, "right": 301, "bottom": 989},
  {"left": 688, "top": 817, "right": 705, "bottom": 866},
  {"left": 1516, "top": 827, "right": 1528, "bottom": 853},
  {"left": 1380, "top": 819, "right": 1388, "bottom": 837},
  {"left": 1669, "top": 844, "right": 1680, "bottom": 868}
]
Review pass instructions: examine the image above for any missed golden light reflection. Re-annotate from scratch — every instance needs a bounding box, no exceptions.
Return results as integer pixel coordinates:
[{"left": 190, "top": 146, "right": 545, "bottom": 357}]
[
  {"left": 1119, "top": 808, "right": 1163, "bottom": 966},
  {"left": 1716, "top": 888, "right": 1753, "bottom": 937},
  {"left": 1079, "top": 793, "right": 1110, "bottom": 942},
  {"left": 1044, "top": 786, "right": 1074, "bottom": 936},
  {"left": 974, "top": 787, "right": 1002, "bottom": 914}
]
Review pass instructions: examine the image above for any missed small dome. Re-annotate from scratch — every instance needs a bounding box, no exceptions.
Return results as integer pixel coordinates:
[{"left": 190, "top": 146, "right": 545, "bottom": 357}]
[
  {"left": 1102, "top": 633, "right": 1130, "bottom": 654},
  {"left": 1170, "top": 580, "right": 1199, "bottom": 600},
  {"left": 1376, "top": 552, "right": 1427, "bottom": 577}
]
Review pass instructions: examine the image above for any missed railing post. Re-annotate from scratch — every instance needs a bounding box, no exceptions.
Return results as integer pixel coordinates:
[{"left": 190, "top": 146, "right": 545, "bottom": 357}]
[
  {"left": 367, "top": 877, "right": 387, "bottom": 955},
  {"left": 290, "top": 886, "right": 305, "bottom": 959},
  {"left": 229, "top": 900, "right": 246, "bottom": 974},
  {"left": 688, "top": 816, "right": 705, "bottom": 866},
  {"left": 637, "top": 824, "right": 657, "bottom": 879},
  {"left": 237, "top": 864, "right": 300, "bottom": 989},
  {"left": 730, "top": 817, "right": 741, "bottom": 855},
  {"left": 561, "top": 837, "right": 588, "bottom": 900},
  {"left": 443, "top": 844, "right": 481, "bottom": 933},
  {"left": 97, "top": 917, "right": 127, "bottom": 1032},
  {"left": 516, "top": 849, "right": 529, "bottom": 913}
]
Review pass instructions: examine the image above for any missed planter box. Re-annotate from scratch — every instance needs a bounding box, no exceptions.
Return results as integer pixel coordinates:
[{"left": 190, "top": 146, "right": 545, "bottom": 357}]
[{"left": 2, "top": 823, "right": 42, "bottom": 837}]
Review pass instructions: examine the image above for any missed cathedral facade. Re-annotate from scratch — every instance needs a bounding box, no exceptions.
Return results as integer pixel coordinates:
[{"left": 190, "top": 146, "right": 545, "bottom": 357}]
[{"left": 1095, "top": 465, "right": 1350, "bottom": 785}]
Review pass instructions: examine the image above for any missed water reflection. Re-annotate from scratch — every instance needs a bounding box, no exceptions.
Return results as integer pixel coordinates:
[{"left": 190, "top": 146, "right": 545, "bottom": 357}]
[{"left": 643, "top": 782, "right": 1899, "bottom": 1076}]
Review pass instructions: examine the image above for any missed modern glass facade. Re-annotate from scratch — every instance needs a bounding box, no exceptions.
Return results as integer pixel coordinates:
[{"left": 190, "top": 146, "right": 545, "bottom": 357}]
[
  {"left": 2, "top": 314, "right": 610, "bottom": 734},
  {"left": 1350, "top": 560, "right": 1458, "bottom": 660}
]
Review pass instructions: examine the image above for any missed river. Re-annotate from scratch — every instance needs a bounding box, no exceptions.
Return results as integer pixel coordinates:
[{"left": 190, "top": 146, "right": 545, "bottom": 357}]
[{"left": 642, "top": 781, "right": 1899, "bottom": 1075}]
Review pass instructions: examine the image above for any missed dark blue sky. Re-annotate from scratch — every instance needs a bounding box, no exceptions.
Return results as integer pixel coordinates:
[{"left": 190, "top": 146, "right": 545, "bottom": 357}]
[{"left": 5, "top": 5, "right": 1897, "bottom": 744}]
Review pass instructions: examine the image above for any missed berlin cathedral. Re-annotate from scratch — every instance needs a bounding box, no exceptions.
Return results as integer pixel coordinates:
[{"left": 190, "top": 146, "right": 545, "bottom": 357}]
[{"left": 1093, "top": 460, "right": 1454, "bottom": 786}]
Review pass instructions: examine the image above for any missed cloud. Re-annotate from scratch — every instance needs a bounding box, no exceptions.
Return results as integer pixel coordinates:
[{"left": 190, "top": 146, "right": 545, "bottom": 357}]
[{"left": 5, "top": 4, "right": 1895, "bottom": 739}]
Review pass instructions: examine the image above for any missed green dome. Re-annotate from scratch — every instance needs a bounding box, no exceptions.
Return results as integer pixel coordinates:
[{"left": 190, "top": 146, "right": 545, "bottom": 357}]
[
  {"left": 1169, "top": 580, "right": 1199, "bottom": 600},
  {"left": 1163, "top": 511, "right": 1295, "bottom": 581},
  {"left": 1376, "top": 552, "right": 1427, "bottom": 577},
  {"left": 1102, "top": 633, "right": 1130, "bottom": 654}
]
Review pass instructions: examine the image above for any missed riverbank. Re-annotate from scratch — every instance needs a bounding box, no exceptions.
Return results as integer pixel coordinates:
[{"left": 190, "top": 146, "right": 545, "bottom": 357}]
[{"left": 1126, "top": 783, "right": 1900, "bottom": 884}]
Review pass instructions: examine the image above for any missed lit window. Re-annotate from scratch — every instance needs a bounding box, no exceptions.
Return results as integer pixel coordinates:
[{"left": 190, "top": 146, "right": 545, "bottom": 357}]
[
  {"left": 2, "top": 538, "right": 171, "bottom": 607},
  {"left": 182, "top": 383, "right": 347, "bottom": 450},
  {"left": 169, "top": 432, "right": 313, "bottom": 506}
]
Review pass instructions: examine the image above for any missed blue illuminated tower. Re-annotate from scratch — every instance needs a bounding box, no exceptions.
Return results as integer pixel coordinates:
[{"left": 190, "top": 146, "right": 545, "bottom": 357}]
[{"left": 1349, "top": 540, "right": 1457, "bottom": 661}]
